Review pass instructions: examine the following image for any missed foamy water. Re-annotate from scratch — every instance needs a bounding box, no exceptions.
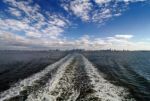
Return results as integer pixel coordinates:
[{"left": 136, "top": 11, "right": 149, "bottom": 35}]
[
  {"left": 0, "top": 54, "right": 135, "bottom": 101},
  {"left": 82, "top": 56, "right": 135, "bottom": 101},
  {"left": 0, "top": 54, "right": 71, "bottom": 101}
]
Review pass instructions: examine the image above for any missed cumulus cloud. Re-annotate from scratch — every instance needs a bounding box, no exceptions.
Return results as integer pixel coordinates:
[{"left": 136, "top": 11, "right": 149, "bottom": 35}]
[
  {"left": 56, "top": 34, "right": 150, "bottom": 50},
  {"left": 65, "top": 34, "right": 149, "bottom": 50},
  {"left": 114, "top": 34, "right": 133, "bottom": 40},
  {"left": 7, "top": 7, "right": 22, "bottom": 17},
  {"left": 0, "top": 0, "right": 70, "bottom": 48},
  {"left": 94, "top": 0, "right": 111, "bottom": 4},
  {"left": 61, "top": 0, "right": 92, "bottom": 21},
  {"left": 72, "top": 34, "right": 133, "bottom": 50},
  {"left": 0, "top": 0, "right": 148, "bottom": 50},
  {"left": 94, "top": 0, "right": 146, "bottom": 4},
  {"left": 0, "top": 29, "right": 149, "bottom": 50},
  {"left": 2, "top": 0, "right": 69, "bottom": 35},
  {"left": 62, "top": 0, "right": 145, "bottom": 24}
]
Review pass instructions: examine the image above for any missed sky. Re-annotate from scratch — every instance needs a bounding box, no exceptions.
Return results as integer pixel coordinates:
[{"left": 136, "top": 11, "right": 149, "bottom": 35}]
[{"left": 0, "top": 0, "right": 150, "bottom": 50}]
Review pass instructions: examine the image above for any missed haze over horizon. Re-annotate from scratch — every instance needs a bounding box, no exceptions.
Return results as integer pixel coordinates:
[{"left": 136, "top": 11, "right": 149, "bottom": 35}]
[{"left": 0, "top": 0, "right": 150, "bottom": 50}]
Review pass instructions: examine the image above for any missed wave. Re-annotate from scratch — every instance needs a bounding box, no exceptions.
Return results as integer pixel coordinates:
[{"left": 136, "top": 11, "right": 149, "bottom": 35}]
[{"left": 0, "top": 53, "right": 136, "bottom": 101}]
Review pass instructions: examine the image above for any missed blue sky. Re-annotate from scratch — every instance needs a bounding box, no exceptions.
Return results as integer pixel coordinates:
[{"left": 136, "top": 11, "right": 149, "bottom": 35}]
[{"left": 0, "top": 0, "right": 150, "bottom": 50}]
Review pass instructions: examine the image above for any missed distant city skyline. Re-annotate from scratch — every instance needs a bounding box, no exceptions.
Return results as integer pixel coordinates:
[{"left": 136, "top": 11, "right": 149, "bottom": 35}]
[{"left": 0, "top": 0, "right": 150, "bottom": 50}]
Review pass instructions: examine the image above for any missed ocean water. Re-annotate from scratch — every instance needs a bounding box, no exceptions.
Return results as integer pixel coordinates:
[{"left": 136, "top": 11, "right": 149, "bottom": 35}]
[
  {"left": 0, "top": 51, "right": 150, "bottom": 101},
  {"left": 84, "top": 51, "right": 150, "bottom": 101},
  {"left": 0, "top": 50, "right": 67, "bottom": 92},
  {"left": 0, "top": 54, "right": 134, "bottom": 101}
]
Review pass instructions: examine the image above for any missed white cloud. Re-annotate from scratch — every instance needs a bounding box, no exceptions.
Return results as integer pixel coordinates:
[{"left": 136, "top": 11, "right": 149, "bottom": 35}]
[
  {"left": 0, "top": 0, "right": 148, "bottom": 50},
  {"left": 0, "top": 0, "right": 72, "bottom": 50},
  {"left": 0, "top": 29, "right": 150, "bottom": 50},
  {"left": 1, "top": 0, "right": 70, "bottom": 41},
  {"left": 94, "top": 0, "right": 111, "bottom": 4},
  {"left": 122, "top": 0, "right": 146, "bottom": 2},
  {"left": 114, "top": 34, "right": 133, "bottom": 40},
  {"left": 62, "top": 0, "right": 145, "bottom": 24},
  {"left": 61, "top": 0, "right": 92, "bottom": 21},
  {"left": 66, "top": 34, "right": 150, "bottom": 50},
  {"left": 69, "top": 0, "right": 92, "bottom": 21},
  {"left": 7, "top": 7, "right": 22, "bottom": 17},
  {"left": 92, "top": 8, "right": 112, "bottom": 23},
  {"left": 62, "top": 0, "right": 122, "bottom": 23},
  {"left": 94, "top": 0, "right": 146, "bottom": 4}
]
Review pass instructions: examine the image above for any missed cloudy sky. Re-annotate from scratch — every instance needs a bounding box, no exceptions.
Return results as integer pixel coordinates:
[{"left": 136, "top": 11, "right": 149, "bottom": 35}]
[{"left": 0, "top": 0, "right": 150, "bottom": 50}]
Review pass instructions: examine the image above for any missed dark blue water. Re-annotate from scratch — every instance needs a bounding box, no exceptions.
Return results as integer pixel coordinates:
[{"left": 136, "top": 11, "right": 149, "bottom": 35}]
[
  {"left": 0, "top": 50, "right": 67, "bottom": 92},
  {"left": 0, "top": 50, "right": 150, "bottom": 101},
  {"left": 84, "top": 51, "right": 150, "bottom": 101}
]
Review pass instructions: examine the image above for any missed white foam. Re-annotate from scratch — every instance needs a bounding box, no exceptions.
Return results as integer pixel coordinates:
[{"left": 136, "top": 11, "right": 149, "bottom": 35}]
[
  {"left": 82, "top": 56, "right": 135, "bottom": 101},
  {"left": 0, "top": 54, "right": 136, "bottom": 101},
  {"left": 0, "top": 54, "right": 71, "bottom": 101},
  {"left": 26, "top": 55, "right": 75, "bottom": 101}
]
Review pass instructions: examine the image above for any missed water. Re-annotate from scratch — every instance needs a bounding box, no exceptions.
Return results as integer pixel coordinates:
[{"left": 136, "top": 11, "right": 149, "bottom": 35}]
[
  {"left": 0, "top": 54, "right": 134, "bottom": 101},
  {"left": 84, "top": 51, "right": 150, "bottom": 101},
  {"left": 0, "top": 51, "right": 150, "bottom": 101},
  {"left": 0, "top": 50, "right": 67, "bottom": 92}
]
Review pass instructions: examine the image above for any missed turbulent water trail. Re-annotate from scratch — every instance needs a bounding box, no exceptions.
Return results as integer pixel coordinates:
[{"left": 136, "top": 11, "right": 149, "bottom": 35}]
[
  {"left": 82, "top": 56, "right": 135, "bottom": 101},
  {"left": 0, "top": 54, "right": 71, "bottom": 101},
  {"left": 73, "top": 55, "right": 99, "bottom": 101},
  {"left": 26, "top": 55, "right": 75, "bottom": 101},
  {"left": 0, "top": 54, "right": 136, "bottom": 101}
]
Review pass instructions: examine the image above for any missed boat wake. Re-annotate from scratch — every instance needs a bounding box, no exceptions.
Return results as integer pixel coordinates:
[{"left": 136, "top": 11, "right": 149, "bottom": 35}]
[{"left": 0, "top": 54, "right": 135, "bottom": 101}]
